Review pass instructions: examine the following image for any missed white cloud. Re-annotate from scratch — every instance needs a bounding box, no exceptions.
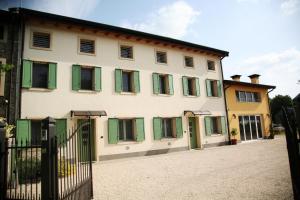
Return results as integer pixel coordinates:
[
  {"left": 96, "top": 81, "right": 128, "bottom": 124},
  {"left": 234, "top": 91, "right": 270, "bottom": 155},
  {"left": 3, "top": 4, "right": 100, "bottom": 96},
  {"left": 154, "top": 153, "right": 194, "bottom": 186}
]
[
  {"left": 225, "top": 48, "right": 300, "bottom": 98},
  {"left": 29, "top": 0, "right": 100, "bottom": 19},
  {"left": 280, "top": 0, "right": 300, "bottom": 15},
  {"left": 121, "top": 1, "right": 200, "bottom": 39}
]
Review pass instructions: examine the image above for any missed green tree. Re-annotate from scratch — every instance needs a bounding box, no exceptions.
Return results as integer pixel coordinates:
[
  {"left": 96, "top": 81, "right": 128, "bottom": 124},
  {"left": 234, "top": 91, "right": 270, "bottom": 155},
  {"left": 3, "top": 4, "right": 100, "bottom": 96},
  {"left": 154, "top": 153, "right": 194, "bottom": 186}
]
[{"left": 270, "top": 95, "right": 293, "bottom": 123}]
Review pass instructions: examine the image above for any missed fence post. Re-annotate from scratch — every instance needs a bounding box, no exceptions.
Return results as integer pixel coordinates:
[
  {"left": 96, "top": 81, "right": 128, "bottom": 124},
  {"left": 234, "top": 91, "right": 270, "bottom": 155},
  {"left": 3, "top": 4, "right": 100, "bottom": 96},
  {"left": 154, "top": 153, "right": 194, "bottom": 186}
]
[
  {"left": 41, "top": 117, "right": 58, "bottom": 200},
  {"left": 293, "top": 94, "right": 300, "bottom": 134},
  {"left": 0, "top": 121, "right": 7, "bottom": 200}
]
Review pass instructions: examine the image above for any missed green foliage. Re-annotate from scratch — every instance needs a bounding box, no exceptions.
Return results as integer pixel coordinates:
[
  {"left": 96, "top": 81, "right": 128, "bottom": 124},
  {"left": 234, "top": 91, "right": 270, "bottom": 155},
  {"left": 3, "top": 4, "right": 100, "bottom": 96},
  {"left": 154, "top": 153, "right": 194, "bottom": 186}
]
[
  {"left": 270, "top": 95, "right": 293, "bottom": 123},
  {"left": 230, "top": 128, "right": 238, "bottom": 139},
  {"left": 58, "top": 158, "right": 76, "bottom": 177},
  {"left": 0, "top": 117, "right": 15, "bottom": 138},
  {"left": 0, "top": 63, "right": 14, "bottom": 75},
  {"left": 17, "top": 157, "right": 41, "bottom": 184}
]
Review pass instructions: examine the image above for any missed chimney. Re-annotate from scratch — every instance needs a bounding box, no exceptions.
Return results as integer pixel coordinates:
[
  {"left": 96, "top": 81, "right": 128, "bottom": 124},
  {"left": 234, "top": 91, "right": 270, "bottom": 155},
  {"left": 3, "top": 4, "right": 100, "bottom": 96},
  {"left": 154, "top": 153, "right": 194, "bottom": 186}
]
[
  {"left": 230, "top": 75, "right": 241, "bottom": 82},
  {"left": 248, "top": 74, "right": 260, "bottom": 84}
]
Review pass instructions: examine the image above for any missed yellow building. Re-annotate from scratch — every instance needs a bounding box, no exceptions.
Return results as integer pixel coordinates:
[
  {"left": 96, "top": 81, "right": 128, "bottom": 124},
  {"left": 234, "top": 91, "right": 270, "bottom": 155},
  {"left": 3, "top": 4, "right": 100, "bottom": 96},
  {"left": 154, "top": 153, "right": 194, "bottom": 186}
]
[{"left": 224, "top": 74, "right": 275, "bottom": 141}]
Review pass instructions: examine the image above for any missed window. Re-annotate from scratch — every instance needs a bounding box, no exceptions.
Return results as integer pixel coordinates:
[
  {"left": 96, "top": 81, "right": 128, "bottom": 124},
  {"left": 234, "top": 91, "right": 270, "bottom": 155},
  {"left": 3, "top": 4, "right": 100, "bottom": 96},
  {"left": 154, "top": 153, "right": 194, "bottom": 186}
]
[
  {"left": 152, "top": 73, "right": 173, "bottom": 95},
  {"left": 207, "top": 60, "right": 215, "bottom": 71},
  {"left": 72, "top": 65, "right": 101, "bottom": 91},
  {"left": 79, "top": 38, "right": 95, "bottom": 54},
  {"left": 119, "top": 119, "right": 134, "bottom": 141},
  {"left": 108, "top": 118, "right": 145, "bottom": 144},
  {"left": 31, "top": 120, "right": 42, "bottom": 145},
  {"left": 81, "top": 67, "right": 93, "bottom": 90},
  {"left": 206, "top": 79, "right": 221, "bottom": 97},
  {"left": 22, "top": 60, "right": 57, "bottom": 89},
  {"left": 153, "top": 117, "right": 183, "bottom": 140},
  {"left": 32, "top": 31, "right": 51, "bottom": 49},
  {"left": 204, "top": 116, "right": 226, "bottom": 136},
  {"left": 32, "top": 63, "right": 49, "bottom": 88},
  {"left": 236, "top": 91, "right": 261, "bottom": 102},
  {"left": 184, "top": 56, "right": 194, "bottom": 67},
  {"left": 122, "top": 71, "right": 133, "bottom": 92},
  {"left": 182, "top": 76, "right": 200, "bottom": 96},
  {"left": 156, "top": 51, "right": 167, "bottom": 64},
  {"left": 120, "top": 45, "right": 133, "bottom": 59},
  {"left": 115, "top": 69, "right": 140, "bottom": 93}
]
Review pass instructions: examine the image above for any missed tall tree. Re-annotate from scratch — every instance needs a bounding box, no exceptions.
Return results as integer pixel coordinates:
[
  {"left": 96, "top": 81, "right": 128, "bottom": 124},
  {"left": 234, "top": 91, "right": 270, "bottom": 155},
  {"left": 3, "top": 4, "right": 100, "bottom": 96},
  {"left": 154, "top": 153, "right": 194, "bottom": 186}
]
[{"left": 270, "top": 95, "right": 293, "bottom": 123}]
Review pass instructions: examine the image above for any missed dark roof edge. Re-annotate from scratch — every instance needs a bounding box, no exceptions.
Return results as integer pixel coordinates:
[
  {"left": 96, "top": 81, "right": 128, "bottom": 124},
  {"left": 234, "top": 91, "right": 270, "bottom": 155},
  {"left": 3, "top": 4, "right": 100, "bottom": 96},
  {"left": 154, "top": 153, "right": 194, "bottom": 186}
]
[
  {"left": 223, "top": 80, "right": 276, "bottom": 89},
  {"left": 8, "top": 7, "right": 229, "bottom": 57}
]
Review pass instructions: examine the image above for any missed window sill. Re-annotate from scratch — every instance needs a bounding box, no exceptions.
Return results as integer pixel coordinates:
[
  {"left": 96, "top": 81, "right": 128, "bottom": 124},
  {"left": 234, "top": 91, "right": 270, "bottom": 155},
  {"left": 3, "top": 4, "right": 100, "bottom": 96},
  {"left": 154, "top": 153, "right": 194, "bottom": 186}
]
[
  {"left": 119, "top": 57, "right": 134, "bottom": 61},
  {"left": 184, "top": 66, "right": 195, "bottom": 69},
  {"left": 160, "top": 137, "right": 177, "bottom": 141},
  {"left": 184, "top": 95, "right": 198, "bottom": 98},
  {"left": 30, "top": 46, "right": 52, "bottom": 51},
  {"left": 119, "top": 92, "right": 137, "bottom": 95},
  {"left": 24, "top": 88, "right": 53, "bottom": 92},
  {"left": 207, "top": 69, "right": 216, "bottom": 72},
  {"left": 206, "top": 134, "right": 223, "bottom": 137},
  {"left": 207, "top": 96, "right": 222, "bottom": 99},
  {"left": 155, "top": 93, "right": 172, "bottom": 97},
  {"left": 117, "top": 141, "right": 138, "bottom": 145},
  {"left": 78, "top": 52, "right": 96, "bottom": 56},
  {"left": 77, "top": 90, "right": 98, "bottom": 93}
]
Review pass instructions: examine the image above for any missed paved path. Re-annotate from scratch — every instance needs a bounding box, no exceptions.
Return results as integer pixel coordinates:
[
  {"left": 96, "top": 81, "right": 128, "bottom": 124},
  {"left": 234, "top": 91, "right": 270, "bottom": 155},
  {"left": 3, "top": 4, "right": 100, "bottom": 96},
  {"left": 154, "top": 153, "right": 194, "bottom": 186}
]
[{"left": 92, "top": 136, "right": 293, "bottom": 200}]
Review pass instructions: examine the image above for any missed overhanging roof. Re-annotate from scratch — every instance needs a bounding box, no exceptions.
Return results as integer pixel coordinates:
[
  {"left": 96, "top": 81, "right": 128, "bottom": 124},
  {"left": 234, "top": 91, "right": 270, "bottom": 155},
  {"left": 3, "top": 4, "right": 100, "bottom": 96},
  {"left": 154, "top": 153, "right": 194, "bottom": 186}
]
[
  {"left": 7, "top": 7, "right": 229, "bottom": 57},
  {"left": 223, "top": 80, "right": 276, "bottom": 89},
  {"left": 71, "top": 110, "right": 107, "bottom": 117}
]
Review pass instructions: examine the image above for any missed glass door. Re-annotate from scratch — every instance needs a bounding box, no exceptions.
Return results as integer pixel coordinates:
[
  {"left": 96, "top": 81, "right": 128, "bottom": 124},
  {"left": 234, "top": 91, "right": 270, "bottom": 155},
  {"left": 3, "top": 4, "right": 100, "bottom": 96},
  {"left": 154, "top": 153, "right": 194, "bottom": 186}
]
[{"left": 256, "top": 115, "right": 263, "bottom": 138}]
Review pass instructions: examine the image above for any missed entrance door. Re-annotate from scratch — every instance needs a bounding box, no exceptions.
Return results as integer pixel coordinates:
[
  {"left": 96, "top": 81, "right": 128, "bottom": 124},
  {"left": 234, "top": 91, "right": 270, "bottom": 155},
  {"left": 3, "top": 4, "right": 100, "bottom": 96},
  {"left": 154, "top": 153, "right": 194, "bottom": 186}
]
[
  {"left": 189, "top": 117, "right": 197, "bottom": 149},
  {"left": 239, "top": 115, "right": 263, "bottom": 141},
  {"left": 78, "top": 119, "right": 96, "bottom": 161}
]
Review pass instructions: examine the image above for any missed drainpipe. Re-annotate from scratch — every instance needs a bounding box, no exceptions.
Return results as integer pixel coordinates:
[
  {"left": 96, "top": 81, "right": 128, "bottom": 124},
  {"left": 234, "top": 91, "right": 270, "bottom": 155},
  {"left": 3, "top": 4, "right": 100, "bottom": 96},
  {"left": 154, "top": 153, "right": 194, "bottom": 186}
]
[{"left": 219, "top": 57, "right": 231, "bottom": 144}]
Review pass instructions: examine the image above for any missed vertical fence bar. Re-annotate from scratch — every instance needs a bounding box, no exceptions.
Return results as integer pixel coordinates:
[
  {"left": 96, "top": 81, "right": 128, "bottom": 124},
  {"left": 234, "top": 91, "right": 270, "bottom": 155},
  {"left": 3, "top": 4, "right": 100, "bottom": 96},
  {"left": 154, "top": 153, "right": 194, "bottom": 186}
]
[
  {"left": 30, "top": 139, "right": 33, "bottom": 200},
  {"left": 0, "top": 123, "right": 8, "bottom": 200},
  {"left": 88, "top": 117, "right": 93, "bottom": 198}
]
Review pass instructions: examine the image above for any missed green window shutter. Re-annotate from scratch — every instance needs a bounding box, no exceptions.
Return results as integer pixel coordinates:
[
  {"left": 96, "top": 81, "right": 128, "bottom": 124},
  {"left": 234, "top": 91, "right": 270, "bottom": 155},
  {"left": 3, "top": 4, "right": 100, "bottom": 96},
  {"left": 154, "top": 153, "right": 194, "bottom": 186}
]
[
  {"left": 133, "top": 71, "right": 140, "bottom": 93},
  {"left": 115, "top": 69, "right": 122, "bottom": 93},
  {"left": 108, "top": 118, "right": 119, "bottom": 144},
  {"left": 16, "top": 119, "right": 31, "bottom": 146},
  {"left": 195, "top": 78, "right": 200, "bottom": 96},
  {"left": 175, "top": 117, "right": 183, "bottom": 138},
  {"left": 152, "top": 73, "right": 160, "bottom": 94},
  {"left": 22, "top": 60, "right": 32, "bottom": 88},
  {"left": 135, "top": 118, "right": 145, "bottom": 142},
  {"left": 221, "top": 116, "right": 227, "bottom": 134},
  {"left": 204, "top": 117, "right": 212, "bottom": 136},
  {"left": 48, "top": 63, "right": 57, "bottom": 89},
  {"left": 206, "top": 80, "right": 212, "bottom": 97},
  {"left": 168, "top": 74, "right": 174, "bottom": 95},
  {"left": 56, "top": 119, "right": 67, "bottom": 145},
  {"left": 93, "top": 67, "right": 102, "bottom": 91},
  {"left": 72, "top": 65, "right": 81, "bottom": 91},
  {"left": 182, "top": 76, "right": 188, "bottom": 96},
  {"left": 153, "top": 117, "right": 162, "bottom": 140},
  {"left": 217, "top": 80, "right": 222, "bottom": 97}
]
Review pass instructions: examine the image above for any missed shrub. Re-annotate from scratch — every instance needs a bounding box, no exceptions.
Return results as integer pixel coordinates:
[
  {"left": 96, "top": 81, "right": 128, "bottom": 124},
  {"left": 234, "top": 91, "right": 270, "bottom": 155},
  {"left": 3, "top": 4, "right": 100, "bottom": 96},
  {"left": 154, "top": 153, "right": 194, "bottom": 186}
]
[{"left": 17, "top": 157, "right": 41, "bottom": 184}]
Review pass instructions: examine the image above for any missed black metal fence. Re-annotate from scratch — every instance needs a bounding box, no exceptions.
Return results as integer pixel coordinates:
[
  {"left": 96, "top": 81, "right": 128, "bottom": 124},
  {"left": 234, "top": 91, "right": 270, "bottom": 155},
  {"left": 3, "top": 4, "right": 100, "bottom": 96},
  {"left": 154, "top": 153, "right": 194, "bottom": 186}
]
[
  {"left": 281, "top": 94, "right": 300, "bottom": 200},
  {"left": 0, "top": 117, "right": 93, "bottom": 200}
]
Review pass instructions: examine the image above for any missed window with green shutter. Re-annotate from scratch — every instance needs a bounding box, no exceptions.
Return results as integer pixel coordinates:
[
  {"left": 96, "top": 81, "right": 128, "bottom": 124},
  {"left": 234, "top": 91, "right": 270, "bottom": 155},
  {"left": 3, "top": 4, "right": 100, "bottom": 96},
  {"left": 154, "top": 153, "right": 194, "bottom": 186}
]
[
  {"left": 153, "top": 73, "right": 173, "bottom": 95},
  {"left": 152, "top": 73, "right": 160, "bottom": 94},
  {"left": 108, "top": 118, "right": 119, "bottom": 144},
  {"left": 182, "top": 76, "right": 188, "bottom": 96},
  {"left": 175, "top": 117, "right": 183, "bottom": 138},
  {"left": 115, "top": 69, "right": 140, "bottom": 93},
  {"left": 135, "top": 118, "right": 145, "bottom": 142},
  {"left": 56, "top": 119, "right": 67, "bottom": 145},
  {"left": 16, "top": 119, "right": 31, "bottom": 146},
  {"left": 22, "top": 60, "right": 57, "bottom": 89},
  {"left": 221, "top": 116, "right": 227, "bottom": 134},
  {"left": 183, "top": 76, "right": 200, "bottom": 97},
  {"left": 205, "top": 116, "right": 226, "bottom": 136},
  {"left": 204, "top": 117, "right": 212, "bottom": 136},
  {"left": 195, "top": 78, "right": 200, "bottom": 96},
  {"left": 72, "top": 65, "right": 101, "bottom": 91},
  {"left": 168, "top": 74, "right": 174, "bottom": 95},
  {"left": 153, "top": 117, "right": 162, "bottom": 140},
  {"left": 206, "top": 79, "right": 220, "bottom": 97}
]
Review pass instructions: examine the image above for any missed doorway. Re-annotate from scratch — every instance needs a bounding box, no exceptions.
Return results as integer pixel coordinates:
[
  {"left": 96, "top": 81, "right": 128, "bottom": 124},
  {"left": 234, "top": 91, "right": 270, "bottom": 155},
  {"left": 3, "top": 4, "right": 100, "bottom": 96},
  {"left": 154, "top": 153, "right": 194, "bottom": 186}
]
[
  {"left": 77, "top": 119, "right": 96, "bottom": 161},
  {"left": 189, "top": 117, "right": 197, "bottom": 149},
  {"left": 238, "top": 115, "right": 263, "bottom": 141}
]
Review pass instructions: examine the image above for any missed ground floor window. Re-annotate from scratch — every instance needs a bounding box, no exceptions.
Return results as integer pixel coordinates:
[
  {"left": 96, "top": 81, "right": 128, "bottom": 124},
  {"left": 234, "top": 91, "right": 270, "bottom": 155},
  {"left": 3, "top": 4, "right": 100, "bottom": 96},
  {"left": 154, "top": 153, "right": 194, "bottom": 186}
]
[
  {"left": 238, "top": 115, "right": 262, "bottom": 141},
  {"left": 161, "top": 118, "right": 173, "bottom": 138},
  {"left": 118, "top": 119, "right": 134, "bottom": 141},
  {"left": 205, "top": 116, "right": 227, "bottom": 136},
  {"left": 153, "top": 117, "right": 183, "bottom": 140}
]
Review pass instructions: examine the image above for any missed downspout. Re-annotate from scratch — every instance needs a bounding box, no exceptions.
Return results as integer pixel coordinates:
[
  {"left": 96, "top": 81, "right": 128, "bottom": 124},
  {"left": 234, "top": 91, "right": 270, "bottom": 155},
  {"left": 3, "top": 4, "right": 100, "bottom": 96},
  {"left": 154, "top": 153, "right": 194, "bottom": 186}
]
[{"left": 219, "top": 57, "right": 231, "bottom": 143}]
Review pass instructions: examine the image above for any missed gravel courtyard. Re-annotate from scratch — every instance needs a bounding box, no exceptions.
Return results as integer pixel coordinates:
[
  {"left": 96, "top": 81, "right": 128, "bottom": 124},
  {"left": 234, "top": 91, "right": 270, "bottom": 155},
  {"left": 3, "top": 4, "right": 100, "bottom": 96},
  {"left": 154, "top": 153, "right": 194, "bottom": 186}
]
[{"left": 92, "top": 135, "right": 293, "bottom": 200}]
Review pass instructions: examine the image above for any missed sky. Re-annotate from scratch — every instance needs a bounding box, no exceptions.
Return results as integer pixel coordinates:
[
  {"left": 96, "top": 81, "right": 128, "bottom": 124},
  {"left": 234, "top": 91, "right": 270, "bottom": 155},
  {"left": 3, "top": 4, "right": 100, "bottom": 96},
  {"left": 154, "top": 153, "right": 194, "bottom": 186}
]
[{"left": 1, "top": 0, "right": 299, "bottom": 98}]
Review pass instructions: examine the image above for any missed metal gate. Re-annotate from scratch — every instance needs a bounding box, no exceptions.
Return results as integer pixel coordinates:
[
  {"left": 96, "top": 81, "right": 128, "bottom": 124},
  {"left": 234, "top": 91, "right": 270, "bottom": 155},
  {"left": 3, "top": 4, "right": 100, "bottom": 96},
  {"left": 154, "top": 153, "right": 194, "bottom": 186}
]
[
  {"left": 281, "top": 94, "right": 300, "bottom": 200},
  {"left": 0, "top": 117, "right": 93, "bottom": 200}
]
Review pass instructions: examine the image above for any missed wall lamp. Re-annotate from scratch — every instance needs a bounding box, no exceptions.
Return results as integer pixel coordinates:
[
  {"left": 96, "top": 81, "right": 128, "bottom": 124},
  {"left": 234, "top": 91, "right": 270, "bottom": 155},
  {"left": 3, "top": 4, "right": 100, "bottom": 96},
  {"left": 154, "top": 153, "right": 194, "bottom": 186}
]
[{"left": 232, "top": 114, "right": 236, "bottom": 119}]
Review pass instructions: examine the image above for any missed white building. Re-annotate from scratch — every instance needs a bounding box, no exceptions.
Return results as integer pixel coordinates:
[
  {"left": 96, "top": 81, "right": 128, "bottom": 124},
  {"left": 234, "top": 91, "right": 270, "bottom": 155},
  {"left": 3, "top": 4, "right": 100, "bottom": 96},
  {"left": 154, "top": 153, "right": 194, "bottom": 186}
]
[{"left": 16, "top": 8, "right": 229, "bottom": 161}]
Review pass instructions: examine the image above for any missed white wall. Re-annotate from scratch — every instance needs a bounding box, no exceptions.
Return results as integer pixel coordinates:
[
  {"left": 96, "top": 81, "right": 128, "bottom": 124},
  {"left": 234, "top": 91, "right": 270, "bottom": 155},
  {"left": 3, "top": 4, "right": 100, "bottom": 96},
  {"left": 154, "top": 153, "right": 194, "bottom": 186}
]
[{"left": 21, "top": 24, "right": 228, "bottom": 158}]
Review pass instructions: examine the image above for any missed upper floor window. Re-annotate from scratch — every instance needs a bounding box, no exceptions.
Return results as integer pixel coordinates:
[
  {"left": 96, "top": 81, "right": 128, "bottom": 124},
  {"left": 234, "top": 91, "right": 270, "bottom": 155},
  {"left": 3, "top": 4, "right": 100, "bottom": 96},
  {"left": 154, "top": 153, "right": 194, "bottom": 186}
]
[
  {"left": 32, "top": 31, "right": 51, "bottom": 49},
  {"left": 206, "top": 79, "right": 222, "bottom": 97},
  {"left": 79, "top": 38, "right": 95, "bottom": 54},
  {"left": 72, "top": 65, "right": 102, "bottom": 91},
  {"left": 207, "top": 60, "right": 215, "bottom": 71},
  {"left": 120, "top": 45, "right": 133, "bottom": 59},
  {"left": 115, "top": 69, "right": 140, "bottom": 93},
  {"left": 152, "top": 73, "right": 174, "bottom": 95},
  {"left": 184, "top": 56, "right": 194, "bottom": 67},
  {"left": 182, "top": 76, "right": 200, "bottom": 96},
  {"left": 156, "top": 51, "right": 167, "bottom": 64},
  {"left": 22, "top": 60, "right": 57, "bottom": 89},
  {"left": 236, "top": 91, "right": 261, "bottom": 102}
]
